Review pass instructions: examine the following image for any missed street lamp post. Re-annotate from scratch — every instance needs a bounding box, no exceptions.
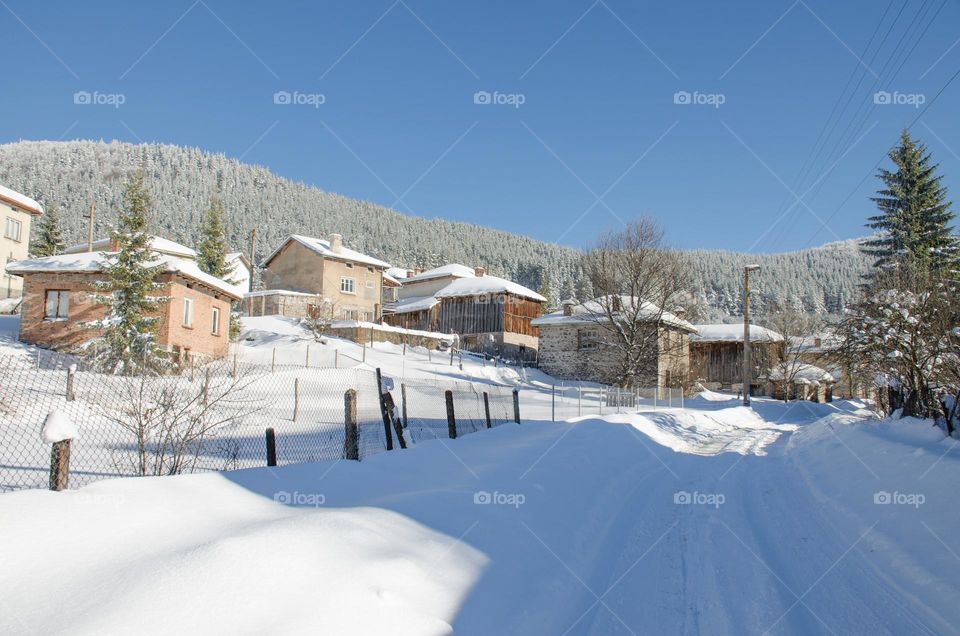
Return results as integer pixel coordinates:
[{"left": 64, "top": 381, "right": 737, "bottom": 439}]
[{"left": 743, "top": 265, "right": 761, "bottom": 406}]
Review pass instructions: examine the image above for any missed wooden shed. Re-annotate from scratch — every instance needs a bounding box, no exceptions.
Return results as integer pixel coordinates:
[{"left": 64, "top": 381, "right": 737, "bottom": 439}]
[{"left": 689, "top": 323, "right": 784, "bottom": 392}]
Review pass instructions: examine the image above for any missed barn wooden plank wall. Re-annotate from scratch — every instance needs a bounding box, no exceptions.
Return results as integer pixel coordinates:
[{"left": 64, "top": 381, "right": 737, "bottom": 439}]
[
  {"left": 689, "top": 341, "right": 782, "bottom": 385},
  {"left": 384, "top": 294, "right": 541, "bottom": 338}
]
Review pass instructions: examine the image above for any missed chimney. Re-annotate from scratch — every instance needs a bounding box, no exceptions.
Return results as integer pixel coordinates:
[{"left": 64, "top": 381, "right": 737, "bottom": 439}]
[
  {"left": 406, "top": 269, "right": 415, "bottom": 278},
  {"left": 414, "top": 267, "right": 423, "bottom": 275},
  {"left": 329, "top": 233, "right": 343, "bottom": 254},
  {"left": 562, "top": 299, "right": 575, "bottom": 316},
  {"left": 611, "top": 296, "right": 622, "bottom": 312},
  {"left": 474, "top": 266, "right": 486, "bottom": 277},
  {"left": 674, "top": 306, "right": 687, "bottom": 320}
]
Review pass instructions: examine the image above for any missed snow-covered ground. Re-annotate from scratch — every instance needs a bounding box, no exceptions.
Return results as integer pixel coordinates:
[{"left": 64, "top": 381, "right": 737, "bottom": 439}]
[{"left": 1, "top": 315, "right": 958, "bottom": 634}]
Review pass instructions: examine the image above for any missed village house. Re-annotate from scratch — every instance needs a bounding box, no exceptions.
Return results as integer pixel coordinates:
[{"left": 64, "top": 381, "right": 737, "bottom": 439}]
[
  {"left": 688, "top": 323, "right": 784, "bottom": 394},
  {"left": 225, "top": 252, "right": 252, "bottom": 293},
  {"left": 6, "top": 236, "right": 241, "bottom": 359},
  {"left": 383, "top": 264, "right": 543, "bottom": 359},
  {"left": 1, "top": 185, "right": 44, "bottom": 299},
  {"left": 767, "top": 362, "right": 835, "bottom": 402},
  {"left": 532, "top": 297, "right": 696, "bottom": 387},
  {"left": 253, "top": 234, "right": 389, "bottom": 321},
  {"left": 789, "top": 334, "right": 872, "bottom": 399}
]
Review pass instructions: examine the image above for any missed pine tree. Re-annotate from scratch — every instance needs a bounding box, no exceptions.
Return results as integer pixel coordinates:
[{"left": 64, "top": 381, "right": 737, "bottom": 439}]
[
  {"left": 864, "top": 130, "right": 959, "bottom": 276},
  {"left": 95, "top": 171, "right": 168, "bottom": 374},
  {"left": 196, "top": 193, "right": 229, "bottom": 278},
  {"left": 30, "top": 202, "right": 66, "bottom": 257}
]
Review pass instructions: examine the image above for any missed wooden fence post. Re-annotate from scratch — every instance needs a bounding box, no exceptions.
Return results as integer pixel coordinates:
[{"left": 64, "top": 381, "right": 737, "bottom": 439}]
[
  {"left": 450, "top": 345, "right": 454, "bottom": 366},
  {"left": 293, "top": 378, "right": 300, "bottom": 422},
  {"left": 232, "top": 347, "right": 238, "bottom": 378},
  {"left": 190, "top": 357, "right": 195, "bottom": 382},
  {"left": 344, "top": 389, "right": 359, "bottom": 460},
  {"left": 265, "top": 428, "right": 277, "bottom": 467},
  {"left": 202, "top": 368, "right": 210, "bottom": 405},
  {"left": 335, "top": 349, "right": 339, "bottom": 368},
  {"left": 483, "top": 392, "right": 492, "bottom": 429},
  {"left": 271, "top": 348, "right": 276, "bottom": 372},
  {"left": 362, "top": 342, "right": 366, "bottom": 363},
  {"left": 512, "top": 389, "right": 520, "bottom": 424},
  {"left": 305, "top": 345, "right": 310, "bottom": 368},
  {"left": 401, "top": 383, "right": 408, "bottom": 428},
  {"left": 445, "top": 390, "right": 457, "bottom": 438},
  {"left": 375, "top": 368, "right": 394, "bottom": 451},
  {"left": 49, "top": 440, "right": 71, "bottom": 491},
  {"left": 65, "top": 366, "right": 76, "bottom": 402}
]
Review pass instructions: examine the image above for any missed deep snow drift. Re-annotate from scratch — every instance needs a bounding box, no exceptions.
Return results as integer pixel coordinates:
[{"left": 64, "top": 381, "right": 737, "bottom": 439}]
[{"left": 1, "top": 395, "right": 957, "bottom": 635}]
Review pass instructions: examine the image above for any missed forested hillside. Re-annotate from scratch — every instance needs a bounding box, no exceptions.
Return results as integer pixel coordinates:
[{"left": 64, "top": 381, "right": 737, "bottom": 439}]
[{"left": 0, "top": 140, "right": 871, "bottom": 319}]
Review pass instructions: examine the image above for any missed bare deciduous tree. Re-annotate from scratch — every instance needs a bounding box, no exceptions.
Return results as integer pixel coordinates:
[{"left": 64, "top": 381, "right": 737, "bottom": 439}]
[
  {"left": 581, "top": 218, "right": 691, "bottom": 386},
  {"left": 766, "top": 309, "right": 823, "bottom": 402}
]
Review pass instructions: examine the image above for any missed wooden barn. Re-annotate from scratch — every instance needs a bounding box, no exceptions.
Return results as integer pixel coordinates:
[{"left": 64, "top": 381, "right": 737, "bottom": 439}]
[
  {"left": 383, "top": 265, "right": 544, "bottom": 359},
  {"left": 689, "top": 323, "right": 784, "bottom": 393}
]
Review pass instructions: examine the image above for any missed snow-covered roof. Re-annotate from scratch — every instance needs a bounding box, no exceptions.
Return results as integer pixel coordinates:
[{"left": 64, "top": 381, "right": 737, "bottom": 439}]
[
  {"left": 403, "top": 264, "right": 475, "bottom": 283},
  {"left": 390, "top": 295, "right": 441, "bottom": 314},
  {"left": 0, "top": 184, "right": 43, "bottom": 215},
  {"left": 532, "top": 296, "right": 695, "bottom": 331},
  {"left": 225, "top": 252, "right": 251, "bottom": 268},
  {"left": 689, "top": 324, "right": 784, "bottom": 343},
  {"left": 433, "top": 274, "right": 545, "bottom": 302},
  {"left": 63, "top": 235, "right": 197, "bottom": 260},
  {"left": 6, "top": 251, "right": 242, "bottom": 300},
  {"left": 383, "top": 273, "right": 401, "bottom": 286},
  {"left": 769, "top": 363, "right": 835, "bottom": 384},
  {"left": 264, "top": 235, "right": 390, "bottom": 269},
  {"left": 243, "top": 289, "right": 319, "bottom": 298},
  {"left": 385, "top": 267, "right": 410, "bottom": 280},
  {"left": 788, "top": 334, "right": 838, "bottom": 354}
]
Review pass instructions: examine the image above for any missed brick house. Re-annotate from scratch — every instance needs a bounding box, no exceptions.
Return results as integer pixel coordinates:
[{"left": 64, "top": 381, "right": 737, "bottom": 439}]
[
  {"left": 383, "top": 264, "right": 544, "bottom": 359},
  {"left": 532, "top": 297, "right": 696, "bottom": 387},
  {"left": 258, "top": 234, "right": 389, "bottom": 321},
  {"left": 6, "top": 236, "right": 241, "bottom": 359},
  {"left": 1, "top": 185, "right": 44, "bottom": 299}
]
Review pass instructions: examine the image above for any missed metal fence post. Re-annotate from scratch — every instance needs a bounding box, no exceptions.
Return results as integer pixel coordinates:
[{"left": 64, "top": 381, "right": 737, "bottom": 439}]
[
  {"left": 293, "top": 378, "right": 300, "bottom": 422},
  {"left": 344, "top": 389, "right": 359, "bottom": 460},
  {"left": 271, "top": 347, "right": 276, "bottom": 372},
  {"left": 616, "top": 386, "right": 621, "bottom": 414},
  {"left": 680, "top": 386, "right": 684, "bottom": 409},
  {"left": 445, "top": 390, "right": 457, "bottom": 439},
  {"left": 578, "top": 386, "right": 582, "bottom": 417},
  {"left": 551, "top": 384, "right": 556, "bottom": 422},
  {"left": 401, "top": 383, "right": 408, "bottom": 428},
  {"left": 265, "top": 428, "right": 277, "bottom": 467},
  {"left": 669, "top": 386, "right": 673, "bottom": 408},
  {"left": 305, "top": 345, "right": 310, "bottom": 368},
  {"left": 512, "top": 389, "right": 520, "bottom": 423},
  {"left": 65, "top": 366, "right": 75, "bottom": 402},
  {"left": 483, "top": 392, "right": 492, "bottom": 429},
  {"left": 600, "top": 387, "right": 604, "bottom": 415}
]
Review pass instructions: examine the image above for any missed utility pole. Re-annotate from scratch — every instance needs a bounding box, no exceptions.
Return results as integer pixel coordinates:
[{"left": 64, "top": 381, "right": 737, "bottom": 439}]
[
  {"left": 742, "top": 264, "right": 761, "bottom": 406},
  {"left": 84, "top": 202, "right": 95, "bottom": 252}
]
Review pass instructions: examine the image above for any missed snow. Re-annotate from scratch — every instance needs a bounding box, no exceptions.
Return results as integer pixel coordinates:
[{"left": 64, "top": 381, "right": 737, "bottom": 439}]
[
  {"left": 390, "top": 294, "right": 440, "bottom": 314},
  {"left": 0, "top": 183, "right": 43, "bottom": 214},
  {"left": 265, "top": 235, "right": 390, "bottom": 269},
  {"left": 434, "top": 273, "right": 546, "bottom": 302},
  {"left": 403, "top": 263, "right": 475, "bottom": 283},
  {"left": 385, "top": 266, "right": 410, "bottom": 280},
  {"left": 62, "top": 235, "right": 197, "bottom": 259},
  {"left": 0, "top": 297, "right": 21, "bottom": 315},
  {"left": 533, "top": 296, "right": 694, "bottom": 331},
  {"left": 40, "top": 409, "right": 78, "bottom": 443},
  {"left": 331, "top": 319, "right": 454, "bottom": 342},
  {"left": 1, "top": 395, "right": 957, "bottom": 634},
  {"left": 690, "top": 323, "right": 784, "bottom": 343},
  {"left": 769, "top": 362, "right": 835, "bottom": 384}
]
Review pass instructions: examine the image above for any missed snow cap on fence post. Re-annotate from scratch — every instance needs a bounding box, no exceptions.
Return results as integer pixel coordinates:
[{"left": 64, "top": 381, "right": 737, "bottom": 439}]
[{"left": 41, "top": 409, "right": 79, "bottom": 444}]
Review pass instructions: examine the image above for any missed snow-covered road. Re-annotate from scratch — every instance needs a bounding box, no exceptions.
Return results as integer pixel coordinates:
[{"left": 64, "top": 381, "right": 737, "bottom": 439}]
[{"left": 0, "top": 398, "right": 956, "bottom": 635}]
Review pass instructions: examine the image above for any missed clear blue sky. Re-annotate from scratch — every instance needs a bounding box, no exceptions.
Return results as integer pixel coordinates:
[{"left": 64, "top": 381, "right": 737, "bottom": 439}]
[{"left": 2, "top": 0, "right": 959, "bottom": 253}]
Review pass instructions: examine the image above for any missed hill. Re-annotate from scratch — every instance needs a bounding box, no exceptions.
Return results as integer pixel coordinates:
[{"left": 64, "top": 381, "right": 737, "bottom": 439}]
[{"left": 0, "top": 140, "right": 871, "bottom": 319}]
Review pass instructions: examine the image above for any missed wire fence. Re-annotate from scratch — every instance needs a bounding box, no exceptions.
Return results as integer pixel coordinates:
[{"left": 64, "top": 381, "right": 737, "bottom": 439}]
[
  {"left": 0, "top": 349, "right": 519, "bottom": 492},
  {"left": 546, "top": 384, "right": 686, "bottom": 421}
]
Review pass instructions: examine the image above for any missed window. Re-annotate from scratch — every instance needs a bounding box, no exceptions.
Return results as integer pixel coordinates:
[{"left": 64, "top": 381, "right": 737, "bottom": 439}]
[
  {"left": 341, "top": 309, "right": 358, "bottom": 320},
  {"left": 44, "top": 290, "right": 69, "bottom": 320},
  {"left": 211, "top": 306, "right": 220, "bottom": 336},
  {"left": 579, "top": 328, "right": 599, "bottom": 351},
  {"left": 4, "top": 218, "right": 21, "bottom": 242},
  {"left": 344, "top": 262, "right": 353, "bottom": 269},
  {"left": 182, "top": 298, "right": 194, "bottom": 327},
  {"left": 362, "top": 311, "right": 374, "bottom": 322},
  {"left": 366, "top": 266, "right": 374, "bottom": 273},
  {"left": 365, "top": 281, "right": 374, "bottom": 289},
  {"left": 340, "top": 277, "right": 355, "bottom": 294}
]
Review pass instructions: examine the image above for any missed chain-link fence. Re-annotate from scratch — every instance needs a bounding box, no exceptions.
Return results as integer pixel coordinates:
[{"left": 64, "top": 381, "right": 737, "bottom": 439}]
[
  {"left": 546, "top": 384, "right": 686, "bottom": 421},
  {"left": 0, "top": 350, "right": 518, "bottom": 492}
]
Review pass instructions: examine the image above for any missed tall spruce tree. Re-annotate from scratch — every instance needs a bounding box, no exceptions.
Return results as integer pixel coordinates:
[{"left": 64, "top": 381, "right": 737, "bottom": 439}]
[
  {"left": 96, "top": 171, "right": 168, "bottom": 374},
  {"left": 196, "top": 193, "right": 229, "bottom": 278},
  {"left": 864, "top": 130, "right": 959, "bottom": 276},
  {"left": 30, "top": 202, "right": 66, "bottom": 257}
]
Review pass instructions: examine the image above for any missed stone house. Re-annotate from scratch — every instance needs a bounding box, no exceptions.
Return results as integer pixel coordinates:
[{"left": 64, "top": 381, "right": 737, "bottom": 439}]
[
  {"left": 6, "top": 236, "right": 241, "bottom": 359},
  {"left": 1, "top": 185, "right": 44, "bottom": 299},
  {"left": 532, "top": 297, "right": 696, "bottom": 387},
  {"left": 260, "top": 234, "right": 389, "bottom": 321},
  {"left": 688, "top": 324, "right": 784, "bottom": 393},
  {"left": 383, "top": 264, "right": 544, "bottom": 359}
]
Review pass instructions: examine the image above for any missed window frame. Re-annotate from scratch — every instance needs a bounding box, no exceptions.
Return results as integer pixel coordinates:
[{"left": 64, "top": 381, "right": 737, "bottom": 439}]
[
  {"left": 182, "top": 297, "right": 194, "bottom": 328},
  {"left": 340, "top": 277, "right": 356, "bottom": 294},
  {"left": 43, "top": 290, "right": 69, "bottom": 321},
  {"left": 578, "top": 328, "right": 600, "bottom": 351},
  {"left": 211, "top": 306, "right": 221, "bottom": 336},
  {"left": 4, "top": 217, "right": 22, "bottom": 242}
]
